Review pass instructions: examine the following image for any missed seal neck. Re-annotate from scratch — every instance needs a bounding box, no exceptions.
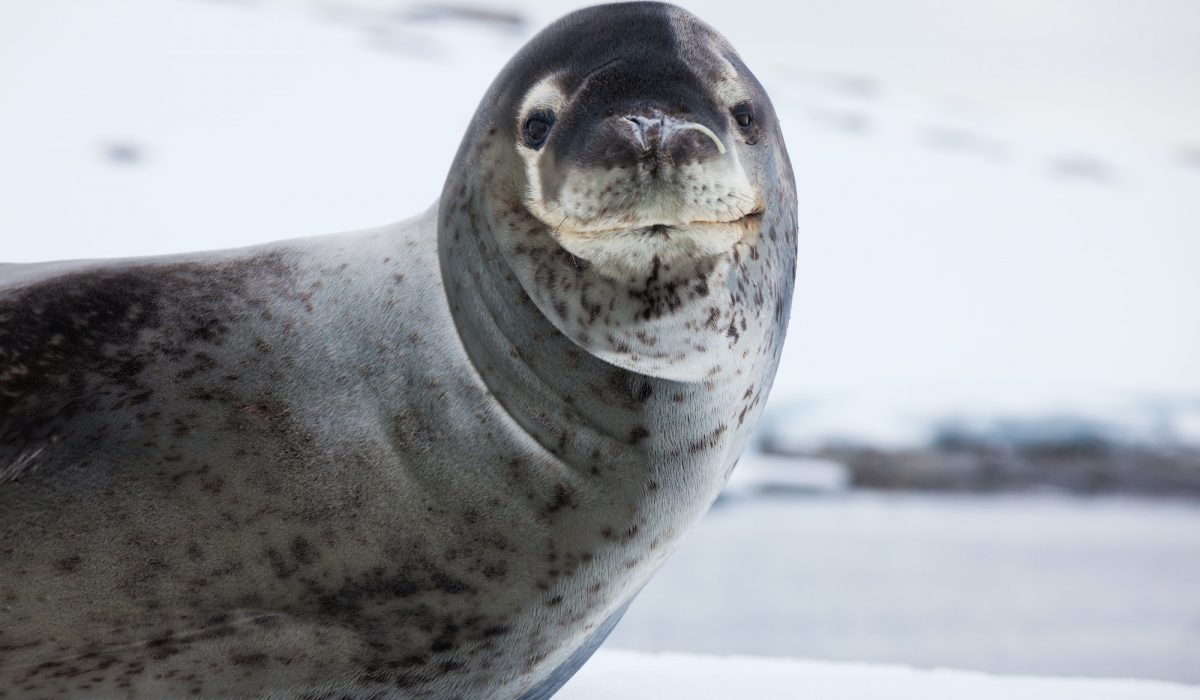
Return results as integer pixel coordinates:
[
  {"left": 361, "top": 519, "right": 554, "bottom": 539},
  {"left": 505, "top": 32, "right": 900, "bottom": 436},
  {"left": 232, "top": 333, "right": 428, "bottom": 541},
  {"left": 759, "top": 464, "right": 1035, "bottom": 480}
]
[
  {"left": 437, "top": 131, "right": 796, "bottom": 496},
  {"left": 437, "top": 168, "right": 650, "bottom": 470}
]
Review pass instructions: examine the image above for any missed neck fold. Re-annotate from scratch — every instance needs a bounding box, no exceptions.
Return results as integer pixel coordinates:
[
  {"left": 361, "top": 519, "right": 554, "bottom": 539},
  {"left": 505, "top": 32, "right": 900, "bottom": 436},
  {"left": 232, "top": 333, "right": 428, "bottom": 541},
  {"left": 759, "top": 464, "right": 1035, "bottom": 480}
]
[{"left": 436, "top": 134, "right": 795, "bottom": 511}]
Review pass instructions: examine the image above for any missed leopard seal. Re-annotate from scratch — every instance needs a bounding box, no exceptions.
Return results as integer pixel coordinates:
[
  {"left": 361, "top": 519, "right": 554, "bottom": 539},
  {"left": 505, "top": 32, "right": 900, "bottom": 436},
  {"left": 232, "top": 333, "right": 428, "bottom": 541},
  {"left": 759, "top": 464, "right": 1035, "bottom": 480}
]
[{"left": 0, "top": 2, "right": 796, "bottom": 697}]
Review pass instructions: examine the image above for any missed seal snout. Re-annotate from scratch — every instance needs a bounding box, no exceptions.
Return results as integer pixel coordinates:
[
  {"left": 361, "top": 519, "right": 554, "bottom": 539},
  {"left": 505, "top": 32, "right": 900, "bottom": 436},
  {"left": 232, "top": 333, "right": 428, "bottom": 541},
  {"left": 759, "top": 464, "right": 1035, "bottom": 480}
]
[
  {"left": 622, "top": 112, "right": 727, "bottom": 163},
  {"left": 604, "top": 112, "right": 724, "bottom": 172}
]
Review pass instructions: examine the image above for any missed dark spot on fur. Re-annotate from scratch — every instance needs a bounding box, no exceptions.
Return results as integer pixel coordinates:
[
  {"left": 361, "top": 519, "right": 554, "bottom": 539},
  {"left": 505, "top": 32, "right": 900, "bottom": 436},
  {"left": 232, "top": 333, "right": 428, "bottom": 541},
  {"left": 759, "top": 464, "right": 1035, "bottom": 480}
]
[
  {"left": 230, "top": 652, "right": 268, "bottom": 667},
  {"left": 252, "top": 614, "right": 282, "bottom": 628},
  {"left": 265, "top": 547, "right": 297, "bottom": 579},
  {"left": 541, "top": 482, "right": 578, "bottom": 518},
  {"left": 290, "top": 536, "right": 316, "bottom": 565},
  {"left": 429, "top": 622, "right": 459, "bottom": 653},
  {"left": 688, "top": 424, "right": 728, "bottom": 453}
]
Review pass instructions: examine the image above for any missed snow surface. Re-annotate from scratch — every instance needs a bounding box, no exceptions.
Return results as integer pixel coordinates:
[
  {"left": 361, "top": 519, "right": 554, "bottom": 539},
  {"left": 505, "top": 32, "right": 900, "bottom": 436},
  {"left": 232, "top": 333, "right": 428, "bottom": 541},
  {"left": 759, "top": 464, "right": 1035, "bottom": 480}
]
[
  {"left": 722, "top": 452, "right": 850, "bottom": 497},
  {"left": 610, "top": 492, "right": 1200, "bottom": 683},
  {"left": 557, "top": 649, "right": 1200, "bottom": 700}
]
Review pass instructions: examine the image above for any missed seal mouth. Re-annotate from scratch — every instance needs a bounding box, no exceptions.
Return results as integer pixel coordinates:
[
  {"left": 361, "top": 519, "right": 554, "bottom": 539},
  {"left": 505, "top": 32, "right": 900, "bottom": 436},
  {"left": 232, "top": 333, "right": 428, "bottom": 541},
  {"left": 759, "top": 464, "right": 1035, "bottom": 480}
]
[
  {"left": 574, "top": 211, "right": 764, "bottom": 240},
  {"left": 592, "top": 211, "right": 763, "bottom": 243},
  {"left": 658, "top": 211, "right": 762, "bottom": 231},
  {"left": 545, "top": 210, "right": 762, "bottom": 276}
]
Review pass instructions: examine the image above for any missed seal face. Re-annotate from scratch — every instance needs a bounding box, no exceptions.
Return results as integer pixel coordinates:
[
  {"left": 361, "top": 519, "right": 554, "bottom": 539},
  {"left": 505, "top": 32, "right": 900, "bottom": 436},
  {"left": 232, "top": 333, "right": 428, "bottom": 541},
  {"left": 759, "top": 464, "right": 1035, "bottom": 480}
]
[
  {"left": 0, "top": 3, "right": 795, "bottom": 698},
  {"left": 516, "top": 60, "right": 760, "bottom": 275},
  {"left": 517, "top": 7, "right": 767, "bottom": 281}
]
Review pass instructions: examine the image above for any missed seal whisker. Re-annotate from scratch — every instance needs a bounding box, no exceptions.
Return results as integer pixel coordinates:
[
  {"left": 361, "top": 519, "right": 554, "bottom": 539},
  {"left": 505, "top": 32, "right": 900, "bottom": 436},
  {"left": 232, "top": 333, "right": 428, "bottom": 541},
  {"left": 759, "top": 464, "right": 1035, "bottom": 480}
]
[{"left": 675, "top": 121, "right": 727, "bottom": 155}]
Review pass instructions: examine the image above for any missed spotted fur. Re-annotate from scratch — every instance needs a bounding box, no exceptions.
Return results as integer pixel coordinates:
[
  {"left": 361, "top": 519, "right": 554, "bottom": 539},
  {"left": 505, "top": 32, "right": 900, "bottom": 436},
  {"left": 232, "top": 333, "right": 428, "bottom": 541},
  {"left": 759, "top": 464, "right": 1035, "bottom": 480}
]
[{"left": 0, "top": 3, "right": 795, "bottom": 698}]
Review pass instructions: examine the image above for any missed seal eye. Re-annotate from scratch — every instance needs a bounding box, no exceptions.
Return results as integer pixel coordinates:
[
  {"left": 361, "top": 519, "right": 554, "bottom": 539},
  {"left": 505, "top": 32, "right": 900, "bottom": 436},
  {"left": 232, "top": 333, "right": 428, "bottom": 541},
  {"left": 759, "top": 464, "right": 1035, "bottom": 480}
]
[
  {"left": 732, "top": 103, "right": 755, "bottom": 130},
  {"left": 523, "top": 111, "right": 555, "bottom": 149}
]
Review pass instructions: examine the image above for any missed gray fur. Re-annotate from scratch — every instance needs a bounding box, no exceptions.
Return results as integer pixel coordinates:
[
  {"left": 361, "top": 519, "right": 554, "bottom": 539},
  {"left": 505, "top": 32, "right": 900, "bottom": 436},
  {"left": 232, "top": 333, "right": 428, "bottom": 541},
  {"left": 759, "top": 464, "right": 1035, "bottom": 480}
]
[{"left": 0, "top": 2, "right": 795, "bottom": 698}]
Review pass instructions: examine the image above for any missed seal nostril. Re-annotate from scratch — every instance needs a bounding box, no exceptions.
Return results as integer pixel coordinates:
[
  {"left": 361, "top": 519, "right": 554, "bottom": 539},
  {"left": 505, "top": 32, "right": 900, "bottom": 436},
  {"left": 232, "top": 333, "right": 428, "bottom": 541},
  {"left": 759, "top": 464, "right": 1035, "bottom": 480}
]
[
  {"left": 624, "top": 115, "right": 664, "bottom": 151},
  {"left": 626, "top": 115, "right": 662, "bottom": 129}
]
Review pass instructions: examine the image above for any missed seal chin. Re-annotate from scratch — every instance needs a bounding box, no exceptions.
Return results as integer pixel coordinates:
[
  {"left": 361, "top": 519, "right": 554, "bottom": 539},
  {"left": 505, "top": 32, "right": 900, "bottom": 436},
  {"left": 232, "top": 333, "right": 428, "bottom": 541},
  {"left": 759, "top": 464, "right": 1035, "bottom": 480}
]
[{"left": 551, "top": 212, "right": 761, "bottom": 277}]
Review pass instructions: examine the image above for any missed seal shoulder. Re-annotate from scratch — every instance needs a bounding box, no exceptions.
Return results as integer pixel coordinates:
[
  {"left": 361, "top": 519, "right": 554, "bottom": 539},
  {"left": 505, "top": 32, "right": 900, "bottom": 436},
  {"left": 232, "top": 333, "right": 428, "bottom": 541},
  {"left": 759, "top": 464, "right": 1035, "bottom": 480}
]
[
  {"left": 0, "top": 250, "right": 296, "bottom": 484},
  {"left": 0, "top": 216, "right": 439, "bottom": 487}
]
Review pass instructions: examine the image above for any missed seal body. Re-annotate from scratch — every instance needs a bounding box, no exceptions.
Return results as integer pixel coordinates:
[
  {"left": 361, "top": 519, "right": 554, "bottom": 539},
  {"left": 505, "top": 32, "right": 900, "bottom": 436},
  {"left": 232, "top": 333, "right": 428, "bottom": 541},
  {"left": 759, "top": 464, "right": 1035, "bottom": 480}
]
[{"left": 0, "top": 3, "right": 796, "bottom": 698}]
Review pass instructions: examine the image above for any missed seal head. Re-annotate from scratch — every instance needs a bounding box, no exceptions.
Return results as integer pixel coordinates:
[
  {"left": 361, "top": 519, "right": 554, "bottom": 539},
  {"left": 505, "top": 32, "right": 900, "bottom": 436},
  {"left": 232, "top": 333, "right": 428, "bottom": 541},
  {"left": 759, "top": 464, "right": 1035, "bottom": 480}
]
[{"left": 442, "top": 1, "right": 795, "bottom": 383}]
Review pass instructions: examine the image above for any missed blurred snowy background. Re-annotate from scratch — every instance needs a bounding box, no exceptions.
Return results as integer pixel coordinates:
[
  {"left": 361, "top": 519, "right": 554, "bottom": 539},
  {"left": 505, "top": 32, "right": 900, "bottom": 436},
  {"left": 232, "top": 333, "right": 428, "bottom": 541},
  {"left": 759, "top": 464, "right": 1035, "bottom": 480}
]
[{"left": 2, "top": 0, "right": 1199, "bottom": 690}]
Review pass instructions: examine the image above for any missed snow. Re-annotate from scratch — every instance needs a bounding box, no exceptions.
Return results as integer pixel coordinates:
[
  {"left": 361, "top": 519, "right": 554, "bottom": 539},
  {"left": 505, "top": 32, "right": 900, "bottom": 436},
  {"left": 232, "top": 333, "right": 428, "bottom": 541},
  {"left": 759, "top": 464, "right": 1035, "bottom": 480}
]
[
  {"left": 0, "top": 0, "right": 507, "bottom": 255},
  {"left": 722, "top": 452, "right": 851, "bottom": 497},
  {"left": 558, "top": 649, "right": 1200, "bottom": 700},
  {"left": 610, "top": 492, "right": 1200, "bottom": 683},
  {"left": 762, "top": 389, "right": 1200, "bottom": 451}
]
